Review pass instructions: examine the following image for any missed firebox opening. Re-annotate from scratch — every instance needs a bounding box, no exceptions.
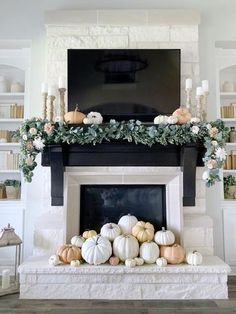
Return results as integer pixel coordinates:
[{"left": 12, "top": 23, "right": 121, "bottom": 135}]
[{"left": 80, "top": 184, "right": 166, "bottom": 233}]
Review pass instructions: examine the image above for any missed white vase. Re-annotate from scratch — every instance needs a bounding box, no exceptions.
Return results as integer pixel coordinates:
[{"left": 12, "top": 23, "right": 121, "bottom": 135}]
[
  {"left": 10, "top": 81, "right": 24, "bottom": 93},
  {"left": 0, "top": 76, "right": 8, "bottom": 93}
]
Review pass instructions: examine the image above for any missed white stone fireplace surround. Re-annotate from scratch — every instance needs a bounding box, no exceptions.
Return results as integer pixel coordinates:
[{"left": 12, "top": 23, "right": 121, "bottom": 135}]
[{"left": 18, "top": 9, "right": 231, "bottom": 299}]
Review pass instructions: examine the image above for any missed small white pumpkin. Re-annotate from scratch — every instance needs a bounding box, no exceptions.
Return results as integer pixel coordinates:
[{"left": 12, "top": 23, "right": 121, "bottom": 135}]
[
  {"left": 113, "top": 234, "right": 139, "bottom": 262},
  {"left": 190, "top": 117, "right": 200, "bottom": 124},
  {"left": 100, "top": 223, "right": 121, "bottom": 241},
  {"left": 118, "top": 214, "right": 138, "bottom": 235},
  {"left": 156, "top": 257, "right": 168, "bottom": 267},
  {"left": 154, "top": 227, "right": 175, "bottom": 246},
  {"left": 186, "top": 250, "right": 203, "bottom": 266},
  {"left": 154, "top": 115, "right": 169, "bottom": 125},
  {"left": 70, "top": 259, "right": 81, "bottom": 267},
  {"left": 48, "top": 254, "right": 62, "bottom": 266},
  {"left": 140, "top": 241, "right": 160, "bottom": 264},
  {"left": 81, "top": 235, "right": 112, "bottom": 265},
  {"left": 134, "top": 257, "right": 144, "bottom": 266},
  {"left": 125, "top": 259, "right": 136, "bottom": 268},
  {"left": 83, "top": 111, "right": 103, "bottom": 124},
  {"left": 167, "top": 115, "right": 178, "bottom": 124},
  {"left": 71, "top": 235, "right": 85, "bottom": 248}
]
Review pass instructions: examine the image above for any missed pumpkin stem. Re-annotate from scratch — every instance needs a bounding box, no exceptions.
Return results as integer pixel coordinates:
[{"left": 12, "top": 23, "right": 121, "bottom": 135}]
[
  {"left": 162, "top": 227, "right": 166, "bottom": 232},
  {"left": 75, "top": 104, "right": 80, "bottom": 112},
  {"left": 193, "top": 250, "right": 197, "bottom": 254}
]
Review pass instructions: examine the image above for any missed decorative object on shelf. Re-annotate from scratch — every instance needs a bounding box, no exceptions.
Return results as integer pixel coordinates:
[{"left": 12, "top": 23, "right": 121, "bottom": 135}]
[
  {"left": 10, "top": 104, "right": 24, "bottom": 119},
  {"left": 0, "top": 130, "right": 10, "bottom": 142},
  {"left": 48, "top": 254, "right": 62, "bottom": 266},
  {"left": 109, "top": 256, "right": 120, "bottom": 266},
  {"left": 125, "top": 258, "right": 136, "bottom": 268},
  {"left": 224, "top": 175, "right": 236, "bottom": 199},
  {"left": 70, "top": 235, "right": 85, "bottom": 248},
  {"left": 4, "top": 180, "right": 21, "bottom": 199},
  {"left": 156, "top": 257, "right": 168, "bottom": 267},
  {"left": 0, "top": 76, "right": 8, "bottom": 93},
  {"left": 113, "top": 234, "right": 139, "bottom": 262},
  {"left": 0, "top": 223, "right": 22, "bottom": 296},
  {"left": 18, "top": 118, "right": 229, "bottom": 186},
  {"left": 172, "top": 108, "right": 191, "bottom": 124},
  {"left": 229, "top": 127, "right": 236, "bottom": 143},
  {"left": 57, "top": 244, "right": 81, "bottom": 264},
  {"left": 134, "top": 257, "right": 144, "bottom": 266},
  {"left": 186, "top": 250, "right": 203, "bottom": 266},
  {"left": 132, "top": 221, "right": 155, "bottom": 243},
  {"left": 82, "top": 230, "right": 97, "bottom": 239},
  {"left": 153, "top": 115, "right": 169, "bottom": 125},
  {"left": 221, "top": 81, "right": 234, "bottom": 92},
  {"left": 41, "top": 83, "right": 48, "bottom": 120},
  {"left": 70, "top": 260, "right": 81, "bottom": 267},
  {"left": 81, "top": 235, "right": 112, "bottom": 265},
  {"left": 220, "top": 105, "right": 235, "bottom": 119},
  {"left": 0, "top": 182, "right": 6, "bottom": 199},
  {"left": 83, "top": 112, "right": 103, "bottom": 125},
  {"left": 47, "top": 87, "right": 56, "bottom": 121},
  {"left": 10, "top": 81, "right": 24, "bottom": 93},
  {"left": 160, "top": 244, "right": 185, "bottom": 264},
  {"left": 139, "top": 241, "right": 160, "bottom": 264},
  {"left": 64, "top": 105, "right": 86, "bottom": 124},
  {"left": 154, "top": 227, "right": 175, "bottom": 246},
  {"left": 100, "top": 223, "right": 121, "bottom": 242},
  {"left": 118, "top": 214, "right": 138, "bottom": 235}
]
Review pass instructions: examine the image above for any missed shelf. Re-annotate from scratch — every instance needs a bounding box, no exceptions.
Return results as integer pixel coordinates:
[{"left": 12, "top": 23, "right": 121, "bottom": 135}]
[
  {"left": 0, "top": 92, "right": 24, "bottom": 97},
  {"left": 226, "top": 142, "right": 236, "bottom": 147},
  {"left": 0, "top": 170, "right": 20, "bottom": 174},
  {"left": 0, "top": 143, "right": 20, "bottom": 147},
  {"left": 220, "top": 92, "right": 236, "bottom": 98},
  {"left": 223, "top": 169, "right": 236, "bottom": 174},
  {"left": 221, "top": 118, "right": 236, "bottom": 122},
  {"left": 0, "top": 118, "right": 24, "bottom": 123}
]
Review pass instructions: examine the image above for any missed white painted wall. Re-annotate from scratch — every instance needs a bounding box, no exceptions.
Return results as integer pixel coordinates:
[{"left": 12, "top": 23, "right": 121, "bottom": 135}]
[{"left": 0, "top": 0, "right": 236, "bottom": 260}]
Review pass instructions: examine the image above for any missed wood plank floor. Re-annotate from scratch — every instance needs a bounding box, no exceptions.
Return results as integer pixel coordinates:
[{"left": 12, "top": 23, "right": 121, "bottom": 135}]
[{"left": 0, "top": 276, "right": 235, "bottom": 314}]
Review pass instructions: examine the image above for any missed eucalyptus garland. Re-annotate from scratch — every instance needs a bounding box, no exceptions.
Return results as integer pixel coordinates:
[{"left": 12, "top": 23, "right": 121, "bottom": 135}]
[{"left": 18, "top": 118, "right": 229, "bottom": 186}]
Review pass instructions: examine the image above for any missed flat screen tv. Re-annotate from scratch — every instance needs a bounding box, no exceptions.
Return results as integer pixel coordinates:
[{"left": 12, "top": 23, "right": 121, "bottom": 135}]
[{"left": 68, "top": 49, "right": 181, "bottom": 122}]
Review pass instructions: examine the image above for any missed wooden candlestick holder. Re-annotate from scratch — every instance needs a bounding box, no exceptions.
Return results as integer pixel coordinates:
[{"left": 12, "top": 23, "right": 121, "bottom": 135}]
[
  {"left": 59, "top": 88, "right": 66, "bottom": 121},
  {"left": 42, "top": 93, "right": 48, "bottom": 119},
  {"left": 47, "top": 95, "right": 56, "bottom": 122}
]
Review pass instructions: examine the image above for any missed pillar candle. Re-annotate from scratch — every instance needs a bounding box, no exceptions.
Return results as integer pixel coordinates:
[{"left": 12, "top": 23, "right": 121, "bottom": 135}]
[
  {"left": 196, "top": 86, "right": 204, "bottom": 96},
  {"left": 41, "top": 82, "right": 48, "bottom": 94},
  {"left": 2, "top": 269, "right": 10, "bottom": 290},
  {"left": 48, "top": 86, "right": 57, "bottom": 96},
  {"left": 185, "top": 78, "right": 192, "bottom": 90},
  {"left": 202, "top": 80, "right": 209, "bottom": 92},
  {"left": 58, "top": 76, "right": 66, "bottom": 89}
]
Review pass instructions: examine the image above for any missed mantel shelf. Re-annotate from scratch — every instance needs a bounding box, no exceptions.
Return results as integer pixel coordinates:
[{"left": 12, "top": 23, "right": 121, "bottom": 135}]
[{"left": 41, "top": 141, "right": 205, "bottom": 207}]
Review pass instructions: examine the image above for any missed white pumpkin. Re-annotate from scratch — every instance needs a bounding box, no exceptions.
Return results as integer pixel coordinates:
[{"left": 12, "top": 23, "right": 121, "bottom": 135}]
[
  {"left": 190, "top": 117, "right": 200, "bottom": 124},
  {"left": 186, "top": 251, "right": 203, "bottom": 266},
  {"left": 156, "top": 257, "right": 168, "bottom": 267},
  {"left": 83, "top": 111, "right": 103, "bottom": 125},
  {"left": 167, "top": 115, "right": 178, "bottom": 124},
  {"left": 125, "top": 259, "right": 136, "bottom": 268},
  {"left": 113, "top": 234, "right": 139, "bottom": 262},
  {"left": 48, "top": 254, "right": 62, "bottom": 266},
  {"left": 71, "top": 235, "right": 85, "bottom": 248},
  {"left": 154, "top": 227, "right": 175, "bottom": 246},
  {"left": 70, "top": 260, "right": 81, "bottom": 267},
  {"left": 154, "top": 115, "right": 169, "bottom": 125},
  {"left": 134, "top": 257, "right": 144, "bottom": 266},
  {"left": 118, "top": 214, "right": 138, "bottom": 235},
  {"left": 140, "top": 241, "right": 160, "bottom": 264},
  {"left": 81, "top": 235, "right": 112, "bottom": 265},
  {"left": 100, "top": 223, "right": 121, "bottom": 241}
]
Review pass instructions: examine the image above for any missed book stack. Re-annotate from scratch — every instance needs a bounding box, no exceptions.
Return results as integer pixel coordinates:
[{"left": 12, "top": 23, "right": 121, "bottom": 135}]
[
  {"left": 224, "top": 151, "right": 236, "bottom": 169},
  {"left": 10, "top": 104, "right": 24, "bottom": 119},
  {"left": 220, "top": 105, "right": 235, "bottom": 118},
  {"left": 0, "top": 130, "right": 10, "bottom": 142},
  {"left": 0, "top": 151, "right": 19, "bottom": 170}
]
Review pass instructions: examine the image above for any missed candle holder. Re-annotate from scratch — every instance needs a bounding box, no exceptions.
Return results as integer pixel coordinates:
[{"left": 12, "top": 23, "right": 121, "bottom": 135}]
[
  {"left": 58, "top": 88, "right": 66, "bottom": 122},
  {"left": 202, "top": 91, "right": 209, "bottom": 122},
  {"left": 185, "top": 88, "right": 192, "bottom": 111},
  {"left": 47, "top": 95, "right": 56, "bottom": 122},
  {"left": 42, "top": 92, "right": 48, "bottom": 119},
  {"left": 196, "top": 94, "right": 204, "bottom": 121}
]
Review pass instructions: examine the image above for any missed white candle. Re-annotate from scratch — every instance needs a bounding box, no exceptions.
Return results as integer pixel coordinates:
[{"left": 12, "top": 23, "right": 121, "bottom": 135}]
[
  {"left": 41, "top": 82, "right": 48, "bottom": 94},
  {"left": 196, "top": 86, "right": 204, "bottom": 96},
  {"left": 2, "top": 269, "right": 10, "bottom": 290},
  {"left": 48, "top": 86, "right": 57, "bottom": 96},
  {"left": 202, "top": 80, "right": 209, "bottom": 92},
  {"left": 185, "top": 78, "right": 192, "bottom": 90},
  {"left": 58, "top": 76, "right": 66, "bottom": 89}
]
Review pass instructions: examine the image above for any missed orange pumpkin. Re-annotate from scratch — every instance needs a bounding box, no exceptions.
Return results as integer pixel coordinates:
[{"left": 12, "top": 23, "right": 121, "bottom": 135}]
[
  {"left": 172, "top": 108, "right": 191, "bottom": 124},
  {"left": 64, "top": 105, "right": 86, "bottom": 124},
  {"left": 57, "top": 244, "right": 82, "bottom": 264},
  {"left": 160, "top": 244, "right": 185, "bottom": 264}
]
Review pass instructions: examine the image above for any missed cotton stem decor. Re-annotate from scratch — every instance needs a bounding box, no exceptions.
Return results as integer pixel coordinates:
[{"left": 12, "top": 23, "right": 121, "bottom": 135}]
[{"left": 17, "top": 118, "right": 228, "bottom": 185}]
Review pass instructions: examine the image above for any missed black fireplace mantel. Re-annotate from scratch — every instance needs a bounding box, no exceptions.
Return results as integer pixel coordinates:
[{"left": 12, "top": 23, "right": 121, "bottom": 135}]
[{"left": 41, "top": 141, "right": 205, "bottom": 207}]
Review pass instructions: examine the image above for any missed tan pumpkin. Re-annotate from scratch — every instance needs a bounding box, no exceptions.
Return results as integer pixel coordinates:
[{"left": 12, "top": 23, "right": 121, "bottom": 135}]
[
  {"left": 82, "top": 230, "right": 97, "bottom": 239},
  {"left": 160, "top": 244, "right": 185, "bottom": 264},
  {"left": 132, "top": 221, "right": 155, "bottom": 243},
  {"left": 172, "top": 108, "right": 191, "bottom": 124},
  {"left": 64, "top": 105, "right": 86, "bottom": 124},
  {"left": 57, "top": 244, "right": 82, "bottom": 264},
  {"left": 109, "top": 256, "right": 120, "bottom": 266}
]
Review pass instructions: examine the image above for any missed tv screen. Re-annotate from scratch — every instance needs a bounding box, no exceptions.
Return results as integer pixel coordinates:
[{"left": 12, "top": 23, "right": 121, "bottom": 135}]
[{"left": 68, "top": 49, "right": 180, "bottom": 122}]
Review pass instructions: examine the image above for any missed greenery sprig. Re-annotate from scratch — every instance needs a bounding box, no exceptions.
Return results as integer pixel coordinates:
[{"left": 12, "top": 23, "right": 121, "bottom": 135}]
[{"left": 18, "top": 118, "right": 229, "bottom": 186}]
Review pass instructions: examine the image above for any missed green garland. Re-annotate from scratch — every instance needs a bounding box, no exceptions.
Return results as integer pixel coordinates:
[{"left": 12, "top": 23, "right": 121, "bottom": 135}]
[{"left": 18, "top": 118, "right": 229, "bottom": 186}]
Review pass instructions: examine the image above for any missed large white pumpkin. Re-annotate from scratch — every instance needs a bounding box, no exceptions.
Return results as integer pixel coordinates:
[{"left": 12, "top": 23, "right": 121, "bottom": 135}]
[
  {"left": 118, "top": 214, "right": 138, "bottom": 235},
  {"left": 113, "top": 234, "right": 139, "bottom": 262},
  {"left": 154, "top": 227, "right": 175, "bottom": 246},
  {"left": 81, "top": 235, "right": 112, "bottom": 265},
  {"left": 186, "top": 251, "right": 203, "bottom": 266},
  {"left": 71, "top": 235, "right": 85, "bottom": 248},
  {"left": 140, "top": 241, "right": 160, "bottom": 264},
  {"left": 100, "top": 223, "right": 121, "bottom": 241}
]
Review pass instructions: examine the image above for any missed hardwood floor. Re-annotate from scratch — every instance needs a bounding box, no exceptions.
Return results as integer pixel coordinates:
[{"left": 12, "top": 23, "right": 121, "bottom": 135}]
[{"left": 0, "top": 277, "right": 235, "bottom": 314}]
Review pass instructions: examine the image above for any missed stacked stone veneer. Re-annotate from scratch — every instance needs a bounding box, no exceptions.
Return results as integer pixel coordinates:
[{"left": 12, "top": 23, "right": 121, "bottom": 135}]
[{"left": 32, "top": 10, "right": 213, "bottom": 257}]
